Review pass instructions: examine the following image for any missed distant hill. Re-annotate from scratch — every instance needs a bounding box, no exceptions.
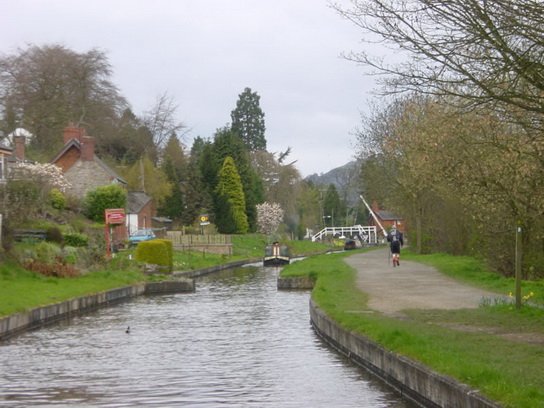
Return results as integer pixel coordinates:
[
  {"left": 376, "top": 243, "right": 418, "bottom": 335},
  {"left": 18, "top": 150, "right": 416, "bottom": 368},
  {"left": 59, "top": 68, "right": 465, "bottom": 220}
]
[
  {"left": 305, "top": 160, "right": 360, "bottom": 187},
  {"left": 305, "top": 161, "right": 361, "bottom": 206}
]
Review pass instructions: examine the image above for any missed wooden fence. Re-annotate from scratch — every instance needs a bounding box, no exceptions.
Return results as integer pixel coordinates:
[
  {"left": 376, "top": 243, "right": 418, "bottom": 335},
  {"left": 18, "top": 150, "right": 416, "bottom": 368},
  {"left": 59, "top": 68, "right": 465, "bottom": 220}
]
[{"left": 166, "top": 232, "right": 232, "bottom": 255}]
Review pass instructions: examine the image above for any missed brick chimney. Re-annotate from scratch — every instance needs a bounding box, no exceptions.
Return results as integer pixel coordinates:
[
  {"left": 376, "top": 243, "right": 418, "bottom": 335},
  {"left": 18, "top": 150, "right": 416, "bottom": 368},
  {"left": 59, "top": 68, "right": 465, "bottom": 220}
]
[
  {"left": 81, "top": 136, "right": 95, "bottom": 161},
  {"left": 371, "top": 200, "right": 380, "bottom": 213},
  {"left": 13, "top": 135, "right": 25, "bottom": 161},
  {"left": 63, "top": 125, "right": 86, "bottom": 144}
]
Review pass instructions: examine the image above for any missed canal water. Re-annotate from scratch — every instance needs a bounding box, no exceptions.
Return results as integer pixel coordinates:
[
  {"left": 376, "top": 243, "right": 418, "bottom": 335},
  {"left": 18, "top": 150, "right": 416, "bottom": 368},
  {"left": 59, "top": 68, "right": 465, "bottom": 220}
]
[{"left": 0, "top": 264, "right": 415, "bottom": 407}]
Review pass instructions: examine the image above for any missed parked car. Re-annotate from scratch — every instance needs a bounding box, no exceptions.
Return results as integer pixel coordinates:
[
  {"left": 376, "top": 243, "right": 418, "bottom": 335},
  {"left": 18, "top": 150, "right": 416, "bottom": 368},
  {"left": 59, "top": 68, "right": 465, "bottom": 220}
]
[
  {"left": 128, "top": 229, "right": 156, "bottom": 245},
  {"left": 344, "top": 239, "right": 357, "bottom": 250}
]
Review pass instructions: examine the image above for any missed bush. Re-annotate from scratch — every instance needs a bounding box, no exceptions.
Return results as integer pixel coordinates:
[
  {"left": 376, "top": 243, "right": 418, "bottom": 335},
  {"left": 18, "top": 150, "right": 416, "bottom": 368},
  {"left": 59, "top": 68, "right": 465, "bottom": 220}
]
[
  {"left": 135, "top": 240, "right": 173, "bottom": 272},
  {"left": 23, "top": 259, "right": 79, "bottom": 278},
  {"left": 35, "top": 241, "right": 62, "bottom": 264},
  {"left": 62, "top": 246, "right": 78, "bottom": 265},
  {"left": 46, "top": 227, "right": 64, "bottom": 244},
  {"left": 49, "top": 188, "right": 66, "bottom": 210},
  {"left": 64, "top": 233, "right": 88, "bottom": 247},
  {"left": 155, "top": 239, "right": 174, "bottom": 271},
  {"left": 0, "top": 180, "right": 40, "bottom": 222},
  {"left": 83, "top": 184, "right": 127, "bottom": 222}
]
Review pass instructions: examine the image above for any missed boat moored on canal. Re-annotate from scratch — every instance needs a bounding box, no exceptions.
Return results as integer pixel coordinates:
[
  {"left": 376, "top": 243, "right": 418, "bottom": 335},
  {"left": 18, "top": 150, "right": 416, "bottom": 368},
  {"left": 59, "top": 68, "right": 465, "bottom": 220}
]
[{"left": 263, "top": 242, "right": 290, "bottom": 266}]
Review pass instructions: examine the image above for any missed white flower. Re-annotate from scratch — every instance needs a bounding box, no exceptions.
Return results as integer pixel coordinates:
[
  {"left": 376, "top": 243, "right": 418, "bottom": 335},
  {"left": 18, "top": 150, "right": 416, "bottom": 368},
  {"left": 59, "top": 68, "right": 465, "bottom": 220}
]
[
  {"left": 256, "top": 202, "right": 284, "bottom": 235},
  {"left": 11, "top": 163, "right": 71, "bottom": 192}
]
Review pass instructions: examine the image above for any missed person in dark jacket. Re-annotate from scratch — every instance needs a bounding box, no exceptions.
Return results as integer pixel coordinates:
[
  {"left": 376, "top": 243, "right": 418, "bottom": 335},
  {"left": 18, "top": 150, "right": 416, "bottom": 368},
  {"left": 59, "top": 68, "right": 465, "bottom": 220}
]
[{"left": 387, "top": 225, "right": 404, "bottom": 267}]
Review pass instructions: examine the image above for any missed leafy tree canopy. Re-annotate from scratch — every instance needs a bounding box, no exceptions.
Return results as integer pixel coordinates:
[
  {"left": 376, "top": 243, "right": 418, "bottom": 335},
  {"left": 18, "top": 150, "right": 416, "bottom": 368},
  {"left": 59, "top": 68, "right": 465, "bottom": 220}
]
[
  {"left": 83, "top": 184, "right": 127, "bottom": 223},
  {"left": 121, "top": 156, "right": 172, "bottom": 207},
  {"left": 0, "top": 44, "right": 127, "bottom": 156}
]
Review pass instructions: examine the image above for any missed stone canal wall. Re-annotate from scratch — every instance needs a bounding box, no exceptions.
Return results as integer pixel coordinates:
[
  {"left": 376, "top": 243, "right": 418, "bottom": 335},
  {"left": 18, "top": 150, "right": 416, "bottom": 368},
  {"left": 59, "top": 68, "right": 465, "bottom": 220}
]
[
  {"left": 0, "top": 280, "right": 195, "bottom": 341},
  {"left": 144, "top": 279, "right": 194, "bottom": 294},
  {"left": 0, "top": 285, "right": 145, "bottom": 341},
  {"left": 0, "top": 258, "right": 258, "bottom": 341},
  {"left": 173, "top": 259, "right": 260, "bottom": 278},
  {"left": 309, "top": 299, "right": 501, "bottom": 408},
  {"left": 277, "top": 276, "right": 315, "bottom": 290}
]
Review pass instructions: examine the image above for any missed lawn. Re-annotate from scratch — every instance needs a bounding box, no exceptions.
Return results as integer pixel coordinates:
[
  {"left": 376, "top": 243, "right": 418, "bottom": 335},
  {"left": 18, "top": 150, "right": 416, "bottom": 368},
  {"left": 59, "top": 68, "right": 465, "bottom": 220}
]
[{"left": 0, "top": 259, "right": 144, "bottom": 317}]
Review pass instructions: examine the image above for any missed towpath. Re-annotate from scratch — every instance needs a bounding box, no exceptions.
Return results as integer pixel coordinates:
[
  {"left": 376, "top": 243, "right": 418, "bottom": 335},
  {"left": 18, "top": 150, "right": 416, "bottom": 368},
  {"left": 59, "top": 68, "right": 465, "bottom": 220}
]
[{"left": 344, "top": 248, "right": 499, "bottom": 317}]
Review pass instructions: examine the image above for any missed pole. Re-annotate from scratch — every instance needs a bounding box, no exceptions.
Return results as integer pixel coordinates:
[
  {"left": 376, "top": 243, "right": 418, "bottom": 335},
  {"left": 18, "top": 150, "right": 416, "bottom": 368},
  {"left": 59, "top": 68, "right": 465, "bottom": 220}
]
[
  {"left": 359, "top": 194, "right": 388, "bottom": 237},
  {"left": 110, "top": 225, "right": 115, "bottom": 257},
  {"left": 388, "top": 246, "right": 391, "bottom": 266},
  {"left": 105, "top": 224, "right": 111, "bottom": 258},
  {"left": 515, "top": 224, "right": 522, "bottom": 309}
]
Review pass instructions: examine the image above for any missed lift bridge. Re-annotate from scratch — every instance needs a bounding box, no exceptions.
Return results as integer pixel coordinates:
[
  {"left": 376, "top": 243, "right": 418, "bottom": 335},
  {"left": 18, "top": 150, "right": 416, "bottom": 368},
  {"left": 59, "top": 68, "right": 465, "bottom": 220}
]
[
  {"left": 311, "top": 195, "right": 390, "bottom": 245},
  {"left": 311, "top": 225, "right": 378, "bottom": 245}
]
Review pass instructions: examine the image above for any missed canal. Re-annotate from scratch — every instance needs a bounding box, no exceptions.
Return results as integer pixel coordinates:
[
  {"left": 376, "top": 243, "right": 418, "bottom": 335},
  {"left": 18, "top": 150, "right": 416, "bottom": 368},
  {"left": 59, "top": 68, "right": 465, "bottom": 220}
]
[{"left": 0, "top": 264, "right": 415, "bottom": 407}]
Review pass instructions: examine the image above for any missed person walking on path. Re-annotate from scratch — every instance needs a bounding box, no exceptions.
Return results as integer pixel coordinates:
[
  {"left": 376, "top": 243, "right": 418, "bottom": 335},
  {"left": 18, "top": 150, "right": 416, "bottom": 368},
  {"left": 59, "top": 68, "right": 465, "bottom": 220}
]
[{"left": 387, "top": 224, "right": 404, "bottom": 266}]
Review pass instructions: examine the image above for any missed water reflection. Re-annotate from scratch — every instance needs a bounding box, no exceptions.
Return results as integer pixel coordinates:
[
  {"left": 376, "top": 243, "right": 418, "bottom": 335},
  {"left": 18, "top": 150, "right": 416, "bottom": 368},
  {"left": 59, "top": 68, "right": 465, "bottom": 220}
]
[{"left": 0, "top": 265, "right": 414, "bottom": 407}]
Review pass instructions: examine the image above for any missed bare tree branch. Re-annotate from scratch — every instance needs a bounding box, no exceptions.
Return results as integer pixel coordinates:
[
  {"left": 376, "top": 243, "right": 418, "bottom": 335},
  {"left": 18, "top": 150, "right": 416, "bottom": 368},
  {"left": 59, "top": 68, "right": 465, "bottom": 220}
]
[
  {"left": 143, "top": 92, "right": 186, "bottom": 150},
  {"left": 333, "top": 0, "right": 544, "bottom": 120}
]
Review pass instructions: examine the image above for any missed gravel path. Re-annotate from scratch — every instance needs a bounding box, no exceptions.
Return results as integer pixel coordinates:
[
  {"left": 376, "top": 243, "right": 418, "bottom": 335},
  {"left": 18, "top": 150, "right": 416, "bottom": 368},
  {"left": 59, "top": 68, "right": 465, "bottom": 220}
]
[{"left": 344, "top": 248, "right": 499, "bottom": 317}]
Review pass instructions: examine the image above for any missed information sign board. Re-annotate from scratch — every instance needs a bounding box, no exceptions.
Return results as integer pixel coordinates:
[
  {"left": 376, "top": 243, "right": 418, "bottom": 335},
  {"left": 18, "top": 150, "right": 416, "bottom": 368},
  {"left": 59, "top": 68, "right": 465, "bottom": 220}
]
[{"left": 105, "top": 208, "right": 126, "bottom": 225}]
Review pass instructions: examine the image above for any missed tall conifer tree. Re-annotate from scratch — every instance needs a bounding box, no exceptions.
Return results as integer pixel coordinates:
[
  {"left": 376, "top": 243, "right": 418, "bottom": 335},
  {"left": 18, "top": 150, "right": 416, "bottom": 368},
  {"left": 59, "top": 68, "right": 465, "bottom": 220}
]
[
  {"left": 210, "top": 127, "right": 263, "bottom": 231},
  {"left": 214, "top": 156, "right": 248, "bottom": 234},
  {"left": 231, "top": 87, "right": 266, "bottom": 151}
]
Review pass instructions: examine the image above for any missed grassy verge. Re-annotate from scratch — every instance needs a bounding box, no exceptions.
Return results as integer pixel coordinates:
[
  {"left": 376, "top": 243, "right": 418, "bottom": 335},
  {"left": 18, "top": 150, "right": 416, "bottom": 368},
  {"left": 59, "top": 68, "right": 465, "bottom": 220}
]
[
  {"left": 403, "top": 250, "right": 544, "bottom": 304},
  {"left": 0, "top": 258, "right": 144, "bottom": 317},
  {"left": 231, "top": 233, "right": 332, "bottom": 258},
  {"left": 172, "top": 250, "right": 236, "bottom": 271},
  {"left": 286, "top": 238, "right": 331, "bottom": 256},
  {"left": 281, "top": 250, "right": 544, "bottom": 408},
  {"left": 172, "top": 234, "right": 332, "bottom": 271}
]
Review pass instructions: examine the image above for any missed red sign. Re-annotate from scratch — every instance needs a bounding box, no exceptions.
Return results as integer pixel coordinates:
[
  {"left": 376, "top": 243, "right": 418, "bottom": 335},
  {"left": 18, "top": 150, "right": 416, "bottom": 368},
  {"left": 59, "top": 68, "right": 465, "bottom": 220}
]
[{"left": 105, "top": 208, "right": 126, "bottom": 225}]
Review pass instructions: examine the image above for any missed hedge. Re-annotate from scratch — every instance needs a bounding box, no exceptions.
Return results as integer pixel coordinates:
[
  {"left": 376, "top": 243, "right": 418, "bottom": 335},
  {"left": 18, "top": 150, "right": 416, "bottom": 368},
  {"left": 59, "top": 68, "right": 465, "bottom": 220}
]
[
  {"left": 135, "top": 239, "right": 173, "bottom": 272},
  {"left": 154, "top": 239, "right": 173, "bottom": 271}
]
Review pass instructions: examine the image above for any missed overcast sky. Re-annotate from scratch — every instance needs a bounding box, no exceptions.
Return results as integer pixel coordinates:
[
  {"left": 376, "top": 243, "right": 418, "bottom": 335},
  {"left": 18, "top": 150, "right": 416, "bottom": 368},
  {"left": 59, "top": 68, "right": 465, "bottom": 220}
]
[{"left": 0, "top": 0, "right": 377, "bottom": 177}]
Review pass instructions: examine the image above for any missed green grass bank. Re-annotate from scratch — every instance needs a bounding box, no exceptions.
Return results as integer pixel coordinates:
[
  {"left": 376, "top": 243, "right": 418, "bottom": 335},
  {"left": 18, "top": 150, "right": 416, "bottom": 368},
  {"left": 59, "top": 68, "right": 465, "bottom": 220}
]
[{"left": 281, "top": 248, "right": 544, "bottom": 408}]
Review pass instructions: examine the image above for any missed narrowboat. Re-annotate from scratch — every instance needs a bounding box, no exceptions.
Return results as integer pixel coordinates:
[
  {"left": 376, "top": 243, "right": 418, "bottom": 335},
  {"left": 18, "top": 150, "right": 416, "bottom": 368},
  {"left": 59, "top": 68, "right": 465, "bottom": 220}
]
[{"left": 263, "top": 242, "right": 290, "bottom": 266}]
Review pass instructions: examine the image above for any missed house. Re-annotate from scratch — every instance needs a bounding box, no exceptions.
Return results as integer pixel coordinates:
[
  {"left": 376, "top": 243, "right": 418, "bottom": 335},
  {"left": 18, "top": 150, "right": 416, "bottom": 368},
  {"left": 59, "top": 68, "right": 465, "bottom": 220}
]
[
  {"left": 51, "top": 125, "right": 127, "bottom": 199},
  {"left": 0, "top": 131, "right": 31, "bottom": 182},
  {"left": 51, "top": 125, "right": 133, "bottom": 244},
  {"left": 368, "top": 201, "right": 405, "bottom": 233},
  {"left": 126, "top": 191, "right": 154, "bottom": 236},
  {"left": 0, "top": 143, "right": 12, "bottom": 182}
]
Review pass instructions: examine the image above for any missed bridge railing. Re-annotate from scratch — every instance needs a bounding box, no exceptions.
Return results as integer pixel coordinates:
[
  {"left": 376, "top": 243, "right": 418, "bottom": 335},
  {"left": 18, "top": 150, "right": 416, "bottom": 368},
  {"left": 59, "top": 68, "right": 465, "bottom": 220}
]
[{"left": 311, "top": 225, "right": 378, "bottom": 244}]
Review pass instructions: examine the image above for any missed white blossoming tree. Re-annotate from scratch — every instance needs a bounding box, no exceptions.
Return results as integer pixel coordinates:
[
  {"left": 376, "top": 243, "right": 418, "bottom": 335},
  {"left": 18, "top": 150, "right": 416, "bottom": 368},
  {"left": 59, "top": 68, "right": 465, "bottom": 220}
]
[
  {"left": 256, "top": 202, "right": 284, "bottom": 236},
  {"left": 10, "top": 163, "right": 71, "bottom": 192}
]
